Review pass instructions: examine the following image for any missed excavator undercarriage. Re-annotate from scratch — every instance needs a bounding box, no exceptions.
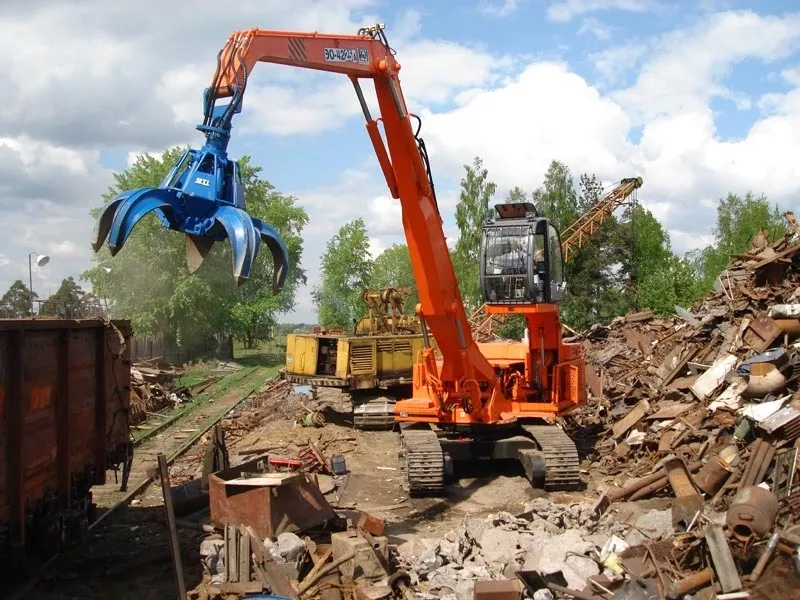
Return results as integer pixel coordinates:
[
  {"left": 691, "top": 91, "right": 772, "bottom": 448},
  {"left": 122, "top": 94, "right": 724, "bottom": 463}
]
[{"left": 398, "top": 422, "right": 581, "bottom": 495}]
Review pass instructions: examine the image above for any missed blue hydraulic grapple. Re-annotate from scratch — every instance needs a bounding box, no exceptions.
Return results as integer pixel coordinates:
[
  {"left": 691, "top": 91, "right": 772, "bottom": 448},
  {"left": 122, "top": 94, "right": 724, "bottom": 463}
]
[{"left": 91, "top": 85, "right": 288, "bottom": 291}]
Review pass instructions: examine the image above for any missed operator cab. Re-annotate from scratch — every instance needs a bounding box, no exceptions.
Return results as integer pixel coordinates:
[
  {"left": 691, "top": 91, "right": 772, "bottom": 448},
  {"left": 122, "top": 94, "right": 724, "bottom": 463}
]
[{"left": 479, "top": 202, "right": 566, "bottom": 305}]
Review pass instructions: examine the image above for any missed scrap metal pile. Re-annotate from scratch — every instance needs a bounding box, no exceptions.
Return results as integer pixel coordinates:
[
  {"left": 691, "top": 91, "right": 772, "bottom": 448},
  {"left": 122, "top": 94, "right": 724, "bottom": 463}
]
[
  {"left": 542, "top": 219, "right": 800, "bottom": 598},
  {"left": 129, "top": 359, "right": 194, "bottom": 425}
]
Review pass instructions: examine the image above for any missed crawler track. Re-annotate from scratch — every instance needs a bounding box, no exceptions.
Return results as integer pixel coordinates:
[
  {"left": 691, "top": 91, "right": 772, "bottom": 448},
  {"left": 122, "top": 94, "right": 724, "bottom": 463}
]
[
  {"left": 398, "top": 425, "right": 445, "bottom": 495},
  {"left": 521, "top": 424, "right": 581, "bottom": 490},
  {"left": 352, "top": 395, "right": 396, "bottom": 429}
]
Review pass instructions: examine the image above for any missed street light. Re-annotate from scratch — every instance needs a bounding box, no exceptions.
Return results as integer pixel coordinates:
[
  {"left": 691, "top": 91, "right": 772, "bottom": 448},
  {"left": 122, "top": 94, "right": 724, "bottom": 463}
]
[{"left": 28, "top": 252, "right": 50, "bottom": 316}]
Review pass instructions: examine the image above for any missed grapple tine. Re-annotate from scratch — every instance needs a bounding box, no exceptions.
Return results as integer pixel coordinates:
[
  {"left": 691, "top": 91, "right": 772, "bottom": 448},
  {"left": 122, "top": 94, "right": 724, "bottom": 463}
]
[
  {"left": 106, "top": 190, "right": 175, "bottom": 255},
  {"left": 186, "top": 234, "right": 215, "bottom": 274},
  {"left": 214, "top": 205, "right": 257, "bottom": 286},
  {"left": 252, "top": 217, "right": 289, "bottom": 293},
  {"left": 91, "top": 196, "right": 125, "bottom": 252}
]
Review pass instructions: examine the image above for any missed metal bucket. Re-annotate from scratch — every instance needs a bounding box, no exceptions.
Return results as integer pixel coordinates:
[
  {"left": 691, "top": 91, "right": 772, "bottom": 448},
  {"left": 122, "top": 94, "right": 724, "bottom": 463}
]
[{"left": 330, "top": 455, "right": 347, "bottom": 475}]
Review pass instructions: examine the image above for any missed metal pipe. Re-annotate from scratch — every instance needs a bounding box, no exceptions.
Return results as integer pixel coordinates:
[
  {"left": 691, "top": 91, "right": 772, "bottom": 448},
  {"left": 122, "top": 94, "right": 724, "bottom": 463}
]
[
  {"left": 666, "top": 568, "right": 713, "bottom": 599},
  {"left": 750, "top": 532, "right": 779, "bottom": 582}
]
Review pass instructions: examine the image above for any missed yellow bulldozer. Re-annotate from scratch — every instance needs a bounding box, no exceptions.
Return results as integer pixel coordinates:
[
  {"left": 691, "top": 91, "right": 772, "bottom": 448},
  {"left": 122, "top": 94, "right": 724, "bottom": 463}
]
[{"left": 284, "top": 287, "right": 437, "bottom": 429}]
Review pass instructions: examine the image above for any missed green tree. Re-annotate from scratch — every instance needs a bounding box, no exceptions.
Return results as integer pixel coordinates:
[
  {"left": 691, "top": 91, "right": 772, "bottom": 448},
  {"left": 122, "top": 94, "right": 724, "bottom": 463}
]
[
  {"left": 0, "top": 280, "right": 36, "bottom": 317},
  {"left": 41, "top": 276, "right": 88, "bottom": 317},
  {"left": 532, "top": 160, "right": 579, "bottom": 231},
  {"left": 506, "top": 186, "right": 528, "bottom": 203},
  {"left": 696, "top": 192, "right": 787, "bottom": 288},
  {"left": 453, "top": 156, "right": 497, "bottom": 311},
  {"left": 313, "top": 219, "right": 374, "bottom": 329},
  {"left": 638, "top": 254, "right": 704, "bottom": 315},
  {"left": 558, "top": 173, "right": 627, "bottom": 329},
  {"left": 84, "top": 148, "right": 308, "bottom": 353}
]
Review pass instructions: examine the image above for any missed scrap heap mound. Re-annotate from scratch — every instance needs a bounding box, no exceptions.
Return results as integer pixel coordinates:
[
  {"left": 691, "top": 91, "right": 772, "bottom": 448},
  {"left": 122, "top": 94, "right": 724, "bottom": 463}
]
[
  {"left": 404, "top": 216, "right": 800, "bottom": 599},
  {"left": 568, "top": 218, "right": 800, "bottom": 494}
]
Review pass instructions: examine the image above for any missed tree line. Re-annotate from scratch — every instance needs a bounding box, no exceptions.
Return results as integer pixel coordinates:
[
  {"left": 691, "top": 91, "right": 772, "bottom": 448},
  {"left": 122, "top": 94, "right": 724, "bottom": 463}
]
[
  {"left": 0, "top": 276, "right": 106, "bottom": 318},
  {"left": 314, "top": 156, "right": 788, "bottom": 335},
  {"left": 2, "top": 149, "right": 785, "bottom": 351}
]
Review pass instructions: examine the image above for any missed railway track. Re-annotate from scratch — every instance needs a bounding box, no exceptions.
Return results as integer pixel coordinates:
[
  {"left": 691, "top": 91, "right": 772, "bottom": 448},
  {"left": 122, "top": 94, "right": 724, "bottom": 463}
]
[{"left": 91, "top": 365, "right": 275, "bottom": 523}]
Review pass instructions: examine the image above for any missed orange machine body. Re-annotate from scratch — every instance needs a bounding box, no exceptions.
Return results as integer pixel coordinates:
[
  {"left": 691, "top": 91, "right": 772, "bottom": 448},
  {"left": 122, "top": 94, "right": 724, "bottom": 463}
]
[
  {"left": 204, "top": 25, "right": 586, "bottom": 434},
  {"left": 397, "top": 305, "right": 585, "bottom": 426}
]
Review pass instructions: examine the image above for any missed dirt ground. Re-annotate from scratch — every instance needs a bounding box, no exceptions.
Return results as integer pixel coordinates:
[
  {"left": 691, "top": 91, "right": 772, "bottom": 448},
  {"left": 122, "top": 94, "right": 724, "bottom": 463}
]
[{"left": 11, "top": 381, "right": 591, "bottom": 600}]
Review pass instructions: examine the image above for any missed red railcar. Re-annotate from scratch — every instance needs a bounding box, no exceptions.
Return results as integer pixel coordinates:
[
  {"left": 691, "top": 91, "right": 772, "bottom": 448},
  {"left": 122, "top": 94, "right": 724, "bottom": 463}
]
[{"left": 0, "top": 318, "right": 133, "bottom": 568}]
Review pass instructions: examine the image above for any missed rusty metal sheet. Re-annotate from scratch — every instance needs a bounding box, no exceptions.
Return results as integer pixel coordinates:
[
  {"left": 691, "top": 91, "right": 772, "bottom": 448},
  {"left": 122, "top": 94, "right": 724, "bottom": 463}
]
[
  {"left": 0, "top": 319, "right": 131, "bottom": 565},
  {"left": 645, "top": 403, "right": 693, "bottom": 421},
  {"left": 585, "top": 365, "right": 603, "bottom": 398},
  {"left": 623, "top": 328, "right": 653, "bottom": 354},
  {"left": 743, "top": 314, "right": 782, "bottom": 353},
  {"left": 209, "top": 456, "right": 337, "bottom": 541}
]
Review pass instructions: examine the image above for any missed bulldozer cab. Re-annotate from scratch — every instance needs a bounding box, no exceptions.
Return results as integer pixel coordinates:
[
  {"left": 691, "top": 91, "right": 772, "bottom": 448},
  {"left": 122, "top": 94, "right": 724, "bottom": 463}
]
[{"left": 479, "top": 202, "right": 565, "bottom": 305}]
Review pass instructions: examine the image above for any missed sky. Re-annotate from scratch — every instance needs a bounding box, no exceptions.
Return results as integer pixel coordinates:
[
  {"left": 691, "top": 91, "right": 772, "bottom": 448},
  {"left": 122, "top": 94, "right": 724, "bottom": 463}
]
[{"left": 1, "top": 0, "right": 799, "bottom": 323}]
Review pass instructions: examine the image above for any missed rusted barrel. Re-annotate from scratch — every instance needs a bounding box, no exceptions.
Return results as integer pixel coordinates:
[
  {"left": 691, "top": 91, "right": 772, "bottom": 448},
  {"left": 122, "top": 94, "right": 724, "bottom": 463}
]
[
  {"left": 695, "top": 456, "right": 734, "bottom": 495},
  {"left": 726, "top": 486, "right": 779, "bottom": 541}
]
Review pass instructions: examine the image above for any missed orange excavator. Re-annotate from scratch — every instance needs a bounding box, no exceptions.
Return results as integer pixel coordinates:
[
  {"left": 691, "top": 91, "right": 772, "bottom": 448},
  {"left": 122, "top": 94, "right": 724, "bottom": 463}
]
[{"left": 94, "top": 24, "right": 592, "bottom": 494}]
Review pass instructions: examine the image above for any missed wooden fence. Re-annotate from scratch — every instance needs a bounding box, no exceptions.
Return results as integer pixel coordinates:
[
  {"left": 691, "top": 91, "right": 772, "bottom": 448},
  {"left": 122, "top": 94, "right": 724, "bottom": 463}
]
[{"left": 131, "top": 331, "right": 233, "bottom": 364}]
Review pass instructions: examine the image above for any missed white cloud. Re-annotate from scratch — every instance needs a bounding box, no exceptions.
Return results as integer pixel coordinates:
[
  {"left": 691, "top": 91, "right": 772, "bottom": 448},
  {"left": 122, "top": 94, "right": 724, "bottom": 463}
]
[
  {"left": 367, "top": 195, "right": 404, "bottom": 235},
  {"left": 578, "top": 17, "right": 612, "bottom": 40},
  {"left": 368, "top": 236, "right": 389, "bottom": 259},
  {"left": 0, "top": 254, "right": 9, "bottom": 267},
  {"left": 547, "top": 0, "right": 663, "bottom": 23},
  {"left": 590, "top": 43, "right": 648, "bottom": 85},
  {"left": 422, "top": 62, "right": 633, "bottom": 187},
  {"left": 477, "top": 0, "right": 520, "bottom": 18},
  {"left": 615, "top": 10, "right": 800, "bottom": 123},
  {"left": 417, "top": 9, "right": 800, "bottom": 264}
]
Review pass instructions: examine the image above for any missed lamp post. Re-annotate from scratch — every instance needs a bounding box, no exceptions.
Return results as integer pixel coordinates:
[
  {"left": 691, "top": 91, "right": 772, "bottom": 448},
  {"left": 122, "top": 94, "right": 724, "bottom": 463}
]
[{"left": 28, "top": 252, "right": 50, "bottom": 316}]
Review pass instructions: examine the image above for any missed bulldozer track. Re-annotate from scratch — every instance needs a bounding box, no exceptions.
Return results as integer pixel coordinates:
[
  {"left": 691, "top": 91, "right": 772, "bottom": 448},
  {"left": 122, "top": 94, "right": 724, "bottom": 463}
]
[
  {"left": 522, "top": 424, "right": 582, "bottom": 490},
  {"left": 399, "top": 426, "right": 445, "bottom": 495}
]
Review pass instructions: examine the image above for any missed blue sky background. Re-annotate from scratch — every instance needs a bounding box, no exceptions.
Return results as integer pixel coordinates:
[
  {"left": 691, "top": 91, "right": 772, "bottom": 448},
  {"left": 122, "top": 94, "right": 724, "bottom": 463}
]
[{"left": 1, "top": 0, "right": 799, "bottom": 322}]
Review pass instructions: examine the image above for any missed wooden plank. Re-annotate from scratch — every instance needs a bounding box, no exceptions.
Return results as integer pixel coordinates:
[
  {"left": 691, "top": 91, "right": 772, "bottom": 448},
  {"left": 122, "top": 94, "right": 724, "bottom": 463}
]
[
  {"left": 705, "top": 524, "right": 742, "bottom": 593},
  {"left": 239, "top": 530, "right": 251, "bottom": 583},
  {"left": 612, "top": 400, "right": 650, "bottom": 440},
  {"left": 224, "top": 473, "right": 303, "bottom": 487},
  {"left": 242, "top": 526, "right": 299, "bottom": 600},
  {"left": 226, "top": 525, "right": 239, "bottom": 583}
]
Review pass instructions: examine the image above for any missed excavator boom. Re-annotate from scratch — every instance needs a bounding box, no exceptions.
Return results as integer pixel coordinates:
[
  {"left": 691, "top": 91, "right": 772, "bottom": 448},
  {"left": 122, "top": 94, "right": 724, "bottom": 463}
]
[{"left": 204, "top": 25, "right": 494, "bottom": 386}]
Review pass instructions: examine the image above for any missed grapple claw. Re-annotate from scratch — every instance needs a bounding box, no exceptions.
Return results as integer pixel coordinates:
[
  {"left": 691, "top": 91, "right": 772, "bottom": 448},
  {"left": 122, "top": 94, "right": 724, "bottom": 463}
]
[
  {"left": 90, "top": 92, "right": 290, "bottom": 291},
  {"left": 105, "top": 190, "right": 175, "bottom": 255},
  {"left": 253, "top": 217, "right": 289, "bottom": 293},
  {"left": 214, "top": 205, "right": 258, "bottom": 287}
]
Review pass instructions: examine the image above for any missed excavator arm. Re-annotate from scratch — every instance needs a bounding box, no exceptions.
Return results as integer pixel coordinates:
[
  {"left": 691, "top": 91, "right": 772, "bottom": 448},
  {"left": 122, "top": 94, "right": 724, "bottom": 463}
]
[
  {"left": 208, "top": 25, "right": 495, "bottom": 385},
  {"left": 98, "top": 24, "right": 494, "bottom": 389}
]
